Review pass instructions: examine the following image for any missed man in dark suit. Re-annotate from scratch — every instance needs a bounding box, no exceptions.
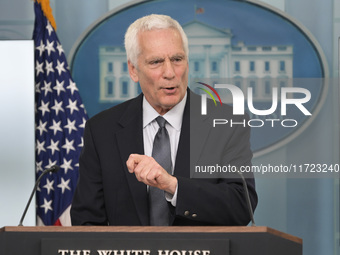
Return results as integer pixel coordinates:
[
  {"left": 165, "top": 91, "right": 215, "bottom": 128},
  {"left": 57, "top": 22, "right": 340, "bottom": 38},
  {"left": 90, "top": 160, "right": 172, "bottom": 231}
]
[{"left": 71, "top": 14, "right": 257, "bottom": 226}]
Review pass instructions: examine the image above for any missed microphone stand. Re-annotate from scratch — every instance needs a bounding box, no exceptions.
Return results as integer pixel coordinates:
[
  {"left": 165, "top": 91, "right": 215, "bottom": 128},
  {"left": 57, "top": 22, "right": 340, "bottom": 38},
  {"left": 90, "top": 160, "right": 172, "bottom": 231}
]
[
  {"left": 18, "top": 165, "right": 59, "bottom": 226},
  {"left": 237, "top": 171, "right": 256, "bottom": 226}
]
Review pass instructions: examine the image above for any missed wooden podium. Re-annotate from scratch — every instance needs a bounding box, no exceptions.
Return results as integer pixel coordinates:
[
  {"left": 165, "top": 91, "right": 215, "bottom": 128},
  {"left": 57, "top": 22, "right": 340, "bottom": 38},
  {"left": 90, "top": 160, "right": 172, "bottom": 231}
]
[{"left": 0, "top": 226, "right": 302, "bottom": 255}]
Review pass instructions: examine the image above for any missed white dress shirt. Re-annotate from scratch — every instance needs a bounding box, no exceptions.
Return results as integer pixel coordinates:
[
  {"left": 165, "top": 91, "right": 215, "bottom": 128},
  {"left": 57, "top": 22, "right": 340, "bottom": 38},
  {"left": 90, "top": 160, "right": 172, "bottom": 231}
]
[{"left": 142, "top": 92, "right": 187, "bottom": 206}]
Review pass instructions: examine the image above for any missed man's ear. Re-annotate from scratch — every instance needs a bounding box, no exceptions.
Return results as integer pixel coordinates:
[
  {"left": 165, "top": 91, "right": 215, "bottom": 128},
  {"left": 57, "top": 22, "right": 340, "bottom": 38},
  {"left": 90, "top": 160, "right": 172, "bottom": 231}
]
[{"left": 128, "top": 60, "right": 139, "bottom": 83}]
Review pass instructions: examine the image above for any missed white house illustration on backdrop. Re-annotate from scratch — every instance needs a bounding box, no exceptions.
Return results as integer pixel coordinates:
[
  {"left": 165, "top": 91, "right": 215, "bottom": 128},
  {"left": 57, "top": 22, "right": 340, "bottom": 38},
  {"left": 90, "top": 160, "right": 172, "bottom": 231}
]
[{"left": 98, "top": 20, "right": 293, "bottom": 104}]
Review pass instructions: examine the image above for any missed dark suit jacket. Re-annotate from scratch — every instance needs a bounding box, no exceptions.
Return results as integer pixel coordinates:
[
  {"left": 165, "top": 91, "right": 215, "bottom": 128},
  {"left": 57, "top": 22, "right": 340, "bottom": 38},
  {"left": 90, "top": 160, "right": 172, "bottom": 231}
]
[{"left": 71, "top": 90, "right": 257, "bottom": 226}]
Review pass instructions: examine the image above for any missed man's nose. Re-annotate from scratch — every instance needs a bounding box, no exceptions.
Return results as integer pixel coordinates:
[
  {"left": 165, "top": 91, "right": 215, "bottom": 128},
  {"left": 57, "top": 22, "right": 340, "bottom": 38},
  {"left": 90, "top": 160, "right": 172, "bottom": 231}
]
[{"left": 162, "top": 59, "right": 175, "bottom": 80}]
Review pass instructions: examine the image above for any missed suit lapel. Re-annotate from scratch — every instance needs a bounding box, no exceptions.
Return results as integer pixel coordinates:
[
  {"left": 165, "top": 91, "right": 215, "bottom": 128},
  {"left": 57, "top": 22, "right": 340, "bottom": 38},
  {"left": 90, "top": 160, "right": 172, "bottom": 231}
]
[
  {"left": 115, "top": 94, "right": 149, "bottom": 225},
  {"left": 173, "top": 92, "right": 190, "bottom": 178},
  {"left": 174, "top": 91, "right": 212, "bottom": 178}
]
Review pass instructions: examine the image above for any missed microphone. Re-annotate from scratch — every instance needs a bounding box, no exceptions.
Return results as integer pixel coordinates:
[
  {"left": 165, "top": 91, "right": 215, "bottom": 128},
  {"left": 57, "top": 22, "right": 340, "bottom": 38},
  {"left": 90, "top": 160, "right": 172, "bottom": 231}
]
[
  {"left": 18, "top": 165, "right": 60, "bottom": 226},
  {"left": 236, "top": 169, "right": 256, "bottom": 226}
]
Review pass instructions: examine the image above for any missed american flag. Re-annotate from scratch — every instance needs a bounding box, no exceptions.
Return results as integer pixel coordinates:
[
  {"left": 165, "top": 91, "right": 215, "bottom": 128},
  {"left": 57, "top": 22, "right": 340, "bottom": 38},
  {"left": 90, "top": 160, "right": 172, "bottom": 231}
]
[{"left": 33, "top": 0, "right": 88, "bottom": 226}]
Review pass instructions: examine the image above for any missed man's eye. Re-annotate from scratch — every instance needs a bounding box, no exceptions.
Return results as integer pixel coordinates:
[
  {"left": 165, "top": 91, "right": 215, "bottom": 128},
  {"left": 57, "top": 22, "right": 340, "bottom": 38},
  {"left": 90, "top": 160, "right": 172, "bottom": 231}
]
[
  {"left": 150, "top": 60, "right": 162, "bottom": 65},
  {"left": 172, "top": 57, "right": 184, "bottom": 62}
]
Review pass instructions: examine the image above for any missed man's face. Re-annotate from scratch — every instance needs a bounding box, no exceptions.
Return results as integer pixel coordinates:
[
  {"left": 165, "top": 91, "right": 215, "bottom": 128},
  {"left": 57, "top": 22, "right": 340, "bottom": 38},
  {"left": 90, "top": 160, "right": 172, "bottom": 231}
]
[{"left": 128, "top": 28, "right": 189, "bottom": 115}]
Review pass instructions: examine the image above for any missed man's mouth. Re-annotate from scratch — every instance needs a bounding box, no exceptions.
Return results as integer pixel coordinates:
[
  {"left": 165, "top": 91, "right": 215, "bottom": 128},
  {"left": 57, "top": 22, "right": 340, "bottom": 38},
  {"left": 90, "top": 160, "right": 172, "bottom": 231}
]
[{"left": 162, "top": 87, "right": 177, "bottom": 93}]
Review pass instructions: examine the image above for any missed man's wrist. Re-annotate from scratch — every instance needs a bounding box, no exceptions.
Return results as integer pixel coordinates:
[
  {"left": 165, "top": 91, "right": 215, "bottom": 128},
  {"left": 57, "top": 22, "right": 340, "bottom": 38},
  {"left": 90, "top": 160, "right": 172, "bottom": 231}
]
[
  {"left": 165, "top": 180, "right": 178, "bottom": 207},
  {"left": 165, "top": 176, "right": 178, "bottom": 195}
]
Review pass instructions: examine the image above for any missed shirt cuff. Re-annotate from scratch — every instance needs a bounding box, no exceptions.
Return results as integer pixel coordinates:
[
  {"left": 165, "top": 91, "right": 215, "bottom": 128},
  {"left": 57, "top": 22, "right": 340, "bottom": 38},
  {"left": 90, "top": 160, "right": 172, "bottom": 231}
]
[{"left": 165, "top": 184, "right": 178, "bottom": 207}]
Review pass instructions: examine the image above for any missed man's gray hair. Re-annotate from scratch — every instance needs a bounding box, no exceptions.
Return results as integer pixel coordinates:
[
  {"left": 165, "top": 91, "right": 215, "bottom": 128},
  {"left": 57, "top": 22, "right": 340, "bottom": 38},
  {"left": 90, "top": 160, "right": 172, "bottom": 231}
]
[{"left": 124, "top": 14, "right": 189, "bottom": 67}]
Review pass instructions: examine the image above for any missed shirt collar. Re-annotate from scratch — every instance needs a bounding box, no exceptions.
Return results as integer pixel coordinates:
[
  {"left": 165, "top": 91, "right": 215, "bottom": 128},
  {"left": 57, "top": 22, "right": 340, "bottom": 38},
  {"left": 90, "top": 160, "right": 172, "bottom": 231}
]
[{"left": 143, "top": 92, "right": 187, "bottom": 131}]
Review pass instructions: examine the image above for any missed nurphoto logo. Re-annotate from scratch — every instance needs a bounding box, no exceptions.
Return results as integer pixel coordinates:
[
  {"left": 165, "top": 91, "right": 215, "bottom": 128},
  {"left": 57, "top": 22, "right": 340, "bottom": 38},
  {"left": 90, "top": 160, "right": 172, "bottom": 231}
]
[{"left": 198, "top": 82, "right": 312, "bottom": 128}]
